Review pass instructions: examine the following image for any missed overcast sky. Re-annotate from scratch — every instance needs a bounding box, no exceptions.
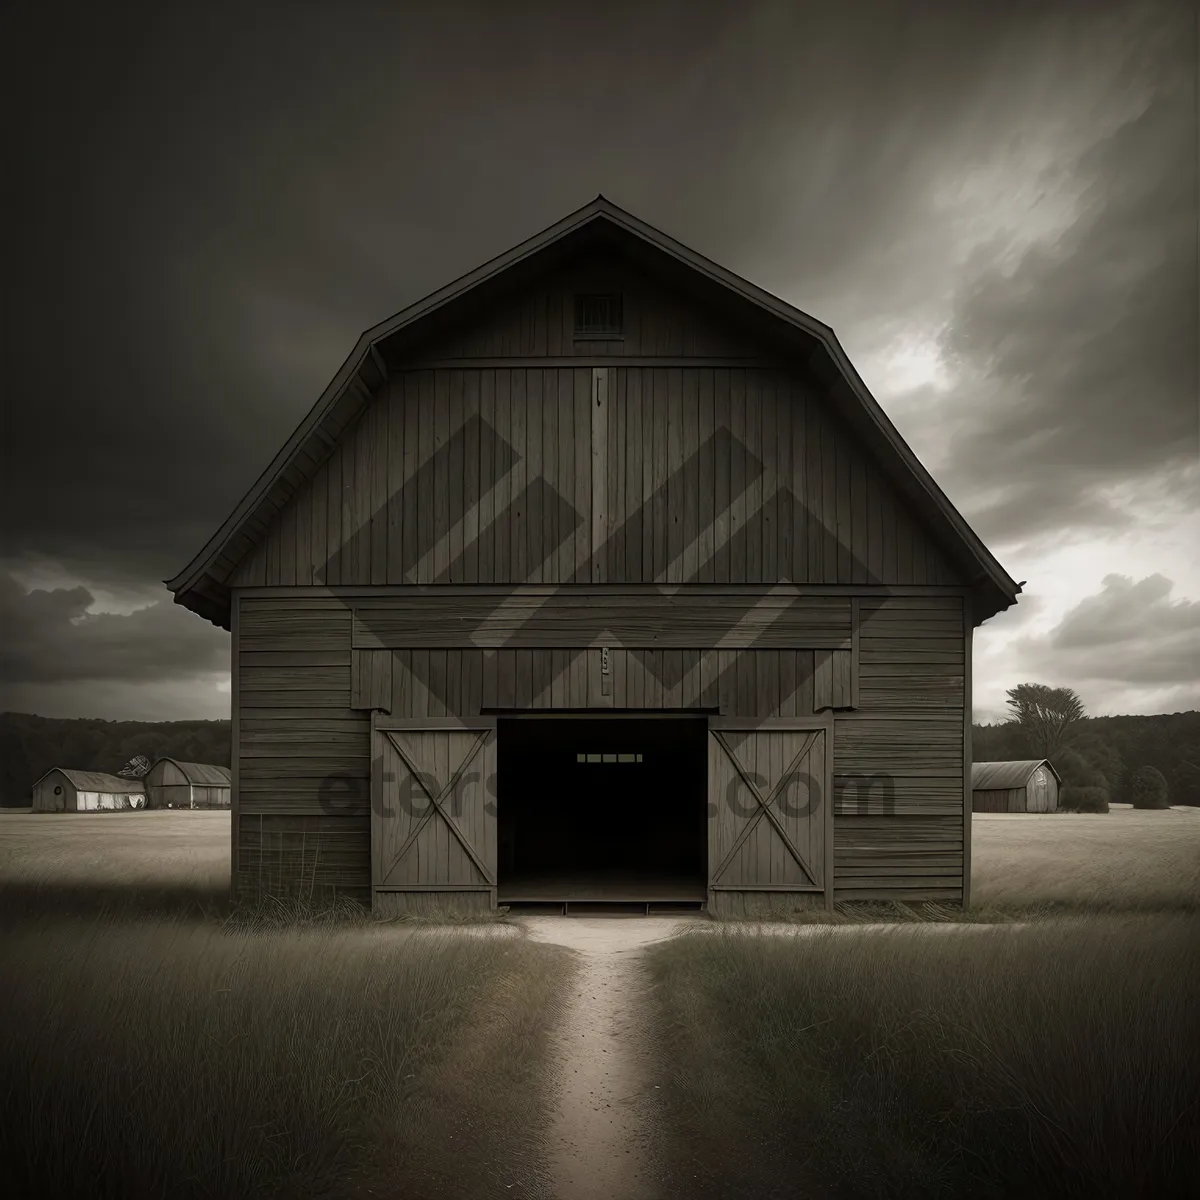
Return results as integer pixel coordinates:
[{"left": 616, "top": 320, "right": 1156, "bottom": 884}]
[{"left": 2, "top": 0, "right": 1196, "bottom": 725}]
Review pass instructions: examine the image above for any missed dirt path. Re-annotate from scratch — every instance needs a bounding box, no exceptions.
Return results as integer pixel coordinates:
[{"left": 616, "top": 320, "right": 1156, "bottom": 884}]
[
  {"left": 514, "top": 914, "right": 1026, "bottom": 1198},
  {"left": 518, "top": 915, "right": 702, "bottom": 1200}
]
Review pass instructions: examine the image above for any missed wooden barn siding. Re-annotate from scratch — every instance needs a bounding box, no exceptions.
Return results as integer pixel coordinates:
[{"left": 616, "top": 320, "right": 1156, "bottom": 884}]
[
  {"left": 973, "top": 788, "right": 1026, "bottom": 813},
  {"left": 833, "top": 596, "right": 966, "bottom": 902},
  {"left": 235, "top": 601, "right": 370, "bottom": 900},
  {"left": 234, "top": 593, "right": 968, "bottom": 903},
  {"left": 234, "top": 594, "right": 862, "bottom": 899},
  {"left": 229, "top": 365, "right": 961, "bottom": 592}
]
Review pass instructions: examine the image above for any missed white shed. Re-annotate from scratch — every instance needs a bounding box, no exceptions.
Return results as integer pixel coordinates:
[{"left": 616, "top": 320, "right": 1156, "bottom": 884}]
[{"left": 31, "top": 768, "right": 147, "bottom": 812}]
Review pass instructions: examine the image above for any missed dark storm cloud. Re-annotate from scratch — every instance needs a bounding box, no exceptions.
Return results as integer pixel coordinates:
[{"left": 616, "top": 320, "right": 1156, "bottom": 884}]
[
  {"left": 5, "top": 0, "right": 1174, "bottom": 579},
  {"left": 2, "top": 0, "right": 1193, "bottom": 716},
  {"left": 938, "top": 14, "right": 1198, "bottom": 545},
  {"left": 0, "top": 571, "right": 228, "bottom": 686},
  {"left": 1012, "top": 574, "right": 1200, "bottom": 688}
]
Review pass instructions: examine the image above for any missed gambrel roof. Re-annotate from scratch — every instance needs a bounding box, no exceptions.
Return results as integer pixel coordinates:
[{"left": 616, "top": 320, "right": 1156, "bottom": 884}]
[
  {"left": 166, "top": 195, "right": 1021, "bottom": 629},
  {"left": 149, "top": 758, "right": 232, "bottom": 786},
  {"left": 972, "top": 760, "right": 1063, "bottom": 791},
  {"left": 33, "top": 768, "right": 146, "bottom": 793}
]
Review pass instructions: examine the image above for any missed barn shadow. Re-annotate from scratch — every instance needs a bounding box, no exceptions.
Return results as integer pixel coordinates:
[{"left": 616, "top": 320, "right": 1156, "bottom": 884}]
[{"left": 0, "top": 880, "right": 231, "bottom": 922}]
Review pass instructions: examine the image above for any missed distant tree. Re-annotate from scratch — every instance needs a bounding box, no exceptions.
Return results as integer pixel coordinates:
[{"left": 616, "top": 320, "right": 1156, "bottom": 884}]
[
  {"left": 972, "top": 721, "right": 1033, "bottom": 762},
  {"left": 1065, "top": 732, "right": 1125, "bottom": 803},
  {"left": 1005, "top": 684, "right": 1087, "bottom": 759},
  {"left": 1130, "top": 765, "right": 1170, "bottom": 810},
  {"left": 1172, "top": 749, "right": 1200, "bottom": 808}
]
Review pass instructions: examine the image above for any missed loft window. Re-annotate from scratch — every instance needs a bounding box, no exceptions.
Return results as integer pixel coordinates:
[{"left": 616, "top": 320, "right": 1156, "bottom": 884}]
[
  {"left": 576, "top": 752, "right": 643, "bottom": 763},
  {"left": 574, "top": 293, "right": 623, "bottom": 337}
]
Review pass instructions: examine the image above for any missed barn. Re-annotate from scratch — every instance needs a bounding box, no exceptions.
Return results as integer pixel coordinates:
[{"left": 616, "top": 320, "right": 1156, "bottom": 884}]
[
  {"left": 144, "top": 758, "right": 232, "bottom": 809},
  {"left": 166, "top": 196, "right": 1021, "bottom": 916},
  {"left": 972, "top": 760, "right": 1060, "bottom": 813},
  {"left": 32, "top": 769, "right": 146, "bottom": 812}
]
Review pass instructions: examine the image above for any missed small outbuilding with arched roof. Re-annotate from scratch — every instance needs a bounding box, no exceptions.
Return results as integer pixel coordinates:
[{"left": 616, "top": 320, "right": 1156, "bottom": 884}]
[
  {"left": 971, "top": 760, "right": 1061, "bottom": 813},
  {"left": 31, "top": 769, "right": 147, "bottom": 812},
  {"left": 144, "top": 759, "right": 232, "bottom": 809}
]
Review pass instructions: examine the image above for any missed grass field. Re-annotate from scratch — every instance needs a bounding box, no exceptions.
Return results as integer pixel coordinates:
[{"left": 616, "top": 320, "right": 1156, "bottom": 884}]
[
  {"left": 0, "top": 809, "right": 229, "bottom": 915},
  {"left": 5, "top": 806, "right": 1196, "bottom": 917},
  {"left": 644, "top": 914, "right": 1199, "bottom": 1199},
  {"left": 642, "top": 808, "right": 1200, "bottom": 1198},
  {"left": 2, "top": 806, "right": 1197, "bottom": 1197},
  {"left": 0, "top": 812, "right": 571, "bottom": 1200},
  {"left": 971, "top": 808, "right": 1200, "bottom": 913}
]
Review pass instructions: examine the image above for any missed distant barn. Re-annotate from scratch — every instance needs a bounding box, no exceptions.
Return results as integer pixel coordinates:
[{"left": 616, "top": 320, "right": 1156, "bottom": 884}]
[
  {"left": 31, "top": 769, "right": 147, "bottom": 812},
  {"left": 971, "top": 760, "right": 1061, "bottom": 813},
  {"left": 144, "top": 759, "right": 232, "bottom": 809}
]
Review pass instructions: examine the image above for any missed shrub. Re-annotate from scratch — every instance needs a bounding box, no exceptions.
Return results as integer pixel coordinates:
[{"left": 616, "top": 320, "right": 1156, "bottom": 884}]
[
  {"left": 1053, "top": 748, "right": 1109, "bottom": 792},
  {"left": 1130, "top": 765, "right": 1170, "bottom": 809},
  {"left": 1059, "top": 785, "right": 1110, "bottom": 813},
  {"left": 1065, "top": 734, "right": 1124, "bottom": 802}
]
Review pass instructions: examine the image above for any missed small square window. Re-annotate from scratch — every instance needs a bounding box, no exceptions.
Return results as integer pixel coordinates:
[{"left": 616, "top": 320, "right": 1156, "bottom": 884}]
[{"left": 574, "top": 293, "right": 623, "bottom": 337}]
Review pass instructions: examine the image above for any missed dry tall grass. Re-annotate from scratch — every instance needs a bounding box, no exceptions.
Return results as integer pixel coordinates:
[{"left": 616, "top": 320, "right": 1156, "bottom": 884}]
[
  {"left": 0, "top": 810, "right": 230, "bottom": 915},
  {"left": 0, "top": 908, "right": 570, "bottom": 1199},
  {"left": 971, "top": 809, "right": 1200, "bottom": 911},
  {"left": 644, "top": 916, "right": 1200, "bottom": 1199}
]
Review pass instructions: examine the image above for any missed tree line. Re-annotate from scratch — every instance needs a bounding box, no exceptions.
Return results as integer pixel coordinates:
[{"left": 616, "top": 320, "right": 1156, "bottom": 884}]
[
  {"left": 0, "top": 712, "right": 232, "bottom": 807},
  {"left": 973, "top": 684, "right": 1200, "bottom": 810}
]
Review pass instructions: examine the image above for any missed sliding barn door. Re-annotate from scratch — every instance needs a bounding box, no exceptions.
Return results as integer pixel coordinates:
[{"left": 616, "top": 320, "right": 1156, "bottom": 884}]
[
  {"left": 708, "top": 719, "right": 831, "bottom": 910},
  {"left": 372, "top": 718, "right": 497, "bottom": 915}
]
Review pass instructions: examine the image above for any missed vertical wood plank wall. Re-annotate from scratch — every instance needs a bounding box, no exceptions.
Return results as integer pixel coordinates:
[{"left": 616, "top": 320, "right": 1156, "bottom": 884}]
[{"left": 230, "top": 367, "right": 960, "bottom": 591}]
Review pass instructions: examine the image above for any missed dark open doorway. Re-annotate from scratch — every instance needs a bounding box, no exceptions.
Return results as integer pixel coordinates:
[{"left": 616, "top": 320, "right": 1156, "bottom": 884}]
[{"left": 496, "top": 715, "right": 708, "bottom": 907}]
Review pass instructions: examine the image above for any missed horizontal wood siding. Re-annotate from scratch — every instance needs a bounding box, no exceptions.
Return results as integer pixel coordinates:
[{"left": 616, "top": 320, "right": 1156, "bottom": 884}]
[
  {"left": 237, "top": 599, "right": 368, "bottom": 821},
  {"left": 229, "top": 360, "right": 961, "bottom": 592},
  {"left": 236, "top": 814, "right": 370, "bottom": 905},
  {"left": 833, "top": 815, "right": 963, "bottom": 900},
  {"left": 833, "top": 596, "right": 966, "bottom": 902},
  {"left": 352, "top": 592, "right": 852, "bottom": 649}
]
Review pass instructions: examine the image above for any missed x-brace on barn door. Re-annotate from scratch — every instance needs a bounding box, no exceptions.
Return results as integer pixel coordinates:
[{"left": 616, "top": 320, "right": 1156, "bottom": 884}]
[
  {"left": 371, "top": 716, "right": 498, "bottom": 910},
  {"left": 708, "top": 717, "right": 832, "bottom": 909}
]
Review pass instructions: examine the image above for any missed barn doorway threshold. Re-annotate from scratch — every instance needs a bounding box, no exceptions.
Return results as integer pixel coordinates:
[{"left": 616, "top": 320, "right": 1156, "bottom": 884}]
[{"left": 499, "top": 872, "right": 707, "bottom": 915}]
